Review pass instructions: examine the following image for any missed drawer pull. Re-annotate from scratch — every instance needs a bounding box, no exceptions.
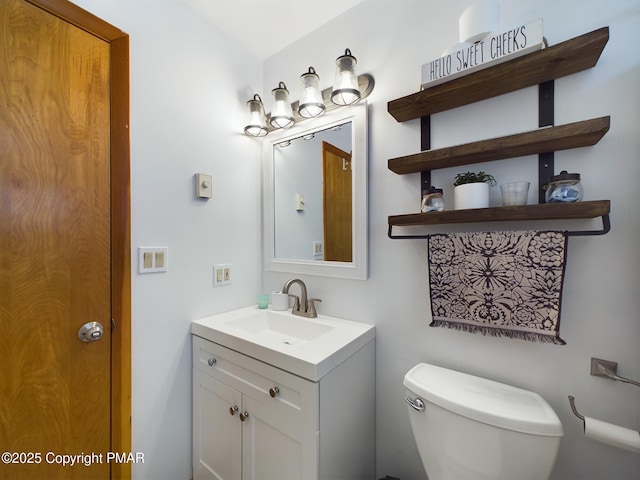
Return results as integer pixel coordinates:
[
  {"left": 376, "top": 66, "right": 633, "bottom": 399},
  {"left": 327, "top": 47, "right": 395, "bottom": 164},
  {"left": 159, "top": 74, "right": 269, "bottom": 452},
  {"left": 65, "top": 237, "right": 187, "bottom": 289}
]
[
  {"left": 269, "top": 387, "right": 280, "bottom": 398},
  {"left": 239, "top": 411, "right": 249, "bottom": 422},
  {"left": 229, "top": 405, "right": 238, "bottom": 416},
  {"left": 207, "top": 358, "right": 217, "bottom": 367}
]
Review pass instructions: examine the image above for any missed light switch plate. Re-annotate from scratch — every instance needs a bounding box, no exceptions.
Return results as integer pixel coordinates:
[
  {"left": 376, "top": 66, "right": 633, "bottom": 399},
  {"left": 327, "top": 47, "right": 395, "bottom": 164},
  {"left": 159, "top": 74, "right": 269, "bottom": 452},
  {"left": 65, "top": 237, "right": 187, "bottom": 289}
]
[
  {"left": 139, "top": 247, "right": 168, "bottom": 273},
  {"left": 313, "top": 240, "right": 323, "bottom": 260},
  {"left": 195, "top": 173, "right": 212, "bottom": 199},
  {"left": 213, "top": 264, "right": 231, "bottom": 287}
]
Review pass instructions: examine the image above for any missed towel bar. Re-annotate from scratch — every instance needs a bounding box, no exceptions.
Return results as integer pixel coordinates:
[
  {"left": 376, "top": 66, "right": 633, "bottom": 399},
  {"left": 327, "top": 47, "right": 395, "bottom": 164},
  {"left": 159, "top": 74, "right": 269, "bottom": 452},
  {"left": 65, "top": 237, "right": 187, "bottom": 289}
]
[
  {"left": 566, "top": 213, "right": 610, "bottom": 237},
  {"left": 387, "top": 213, "right": 610, "bottom": 239},
  {"left": 591, "top": 357, "right": 640, "bottom": 388}
]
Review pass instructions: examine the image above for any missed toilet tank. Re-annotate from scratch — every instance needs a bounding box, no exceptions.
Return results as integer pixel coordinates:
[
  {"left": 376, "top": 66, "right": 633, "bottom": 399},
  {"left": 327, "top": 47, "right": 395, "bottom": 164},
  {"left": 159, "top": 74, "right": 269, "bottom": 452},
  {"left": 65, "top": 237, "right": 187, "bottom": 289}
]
[{"left": 404, "top": 363, "right": 563, "bottom": 480}]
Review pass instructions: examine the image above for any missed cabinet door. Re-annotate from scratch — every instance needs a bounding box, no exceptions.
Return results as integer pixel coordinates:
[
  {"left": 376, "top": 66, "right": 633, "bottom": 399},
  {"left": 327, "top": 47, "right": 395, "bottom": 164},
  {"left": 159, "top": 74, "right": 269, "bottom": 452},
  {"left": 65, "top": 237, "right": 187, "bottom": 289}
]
[
  {"left": 193, "top": 369, "right": 242, "bottom": 480},
  {"left": 241, "top": 395, "right": 319, "bottom": 480}
]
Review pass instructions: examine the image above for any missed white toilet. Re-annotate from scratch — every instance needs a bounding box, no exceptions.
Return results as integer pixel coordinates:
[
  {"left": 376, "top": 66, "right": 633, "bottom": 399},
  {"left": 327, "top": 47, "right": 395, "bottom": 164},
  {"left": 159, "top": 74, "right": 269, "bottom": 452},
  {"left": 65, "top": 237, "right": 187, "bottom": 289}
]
[{"left": 404, "top": 363, "right": 563, "bottom": 480}]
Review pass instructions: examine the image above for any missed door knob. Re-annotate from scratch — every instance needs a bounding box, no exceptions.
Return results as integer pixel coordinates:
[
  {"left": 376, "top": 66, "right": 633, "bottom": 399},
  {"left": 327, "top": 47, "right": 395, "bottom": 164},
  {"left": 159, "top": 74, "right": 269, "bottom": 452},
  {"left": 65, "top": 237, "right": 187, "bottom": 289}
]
[
  {"left": 239, "top": 411, "right": 249, "bottom": 422},
  {"left": 77, "top": 322, "right": 104, "bottom": 343}
]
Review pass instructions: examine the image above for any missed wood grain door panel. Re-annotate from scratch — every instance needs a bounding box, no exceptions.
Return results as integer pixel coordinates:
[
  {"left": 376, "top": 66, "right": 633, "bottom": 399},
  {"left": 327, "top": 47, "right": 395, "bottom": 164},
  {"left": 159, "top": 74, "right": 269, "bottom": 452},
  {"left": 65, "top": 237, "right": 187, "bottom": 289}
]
[
  {"left": 322, "top": 142, "right": 352, "bottom": 262},
  {"left": 0, "top": 1, "right": 116, "bottom": 477}
]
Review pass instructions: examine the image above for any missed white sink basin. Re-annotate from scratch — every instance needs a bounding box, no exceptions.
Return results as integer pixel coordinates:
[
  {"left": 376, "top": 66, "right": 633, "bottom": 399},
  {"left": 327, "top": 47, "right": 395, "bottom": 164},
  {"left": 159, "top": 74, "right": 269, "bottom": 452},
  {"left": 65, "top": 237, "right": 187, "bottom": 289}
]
[
  {"left": 191, "top": 306, "right": 375, "bottom": 381},
  {"left": 225, "top": 312, "right": 334, "bottom": 346}
]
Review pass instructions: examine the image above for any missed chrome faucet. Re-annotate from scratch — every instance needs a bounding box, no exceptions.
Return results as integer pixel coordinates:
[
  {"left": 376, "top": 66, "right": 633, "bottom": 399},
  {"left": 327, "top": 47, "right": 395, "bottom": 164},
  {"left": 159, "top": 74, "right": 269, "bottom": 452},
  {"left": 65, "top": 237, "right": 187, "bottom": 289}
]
[{"left": 281, "top": 278, "right": 321, "bottom": 318}]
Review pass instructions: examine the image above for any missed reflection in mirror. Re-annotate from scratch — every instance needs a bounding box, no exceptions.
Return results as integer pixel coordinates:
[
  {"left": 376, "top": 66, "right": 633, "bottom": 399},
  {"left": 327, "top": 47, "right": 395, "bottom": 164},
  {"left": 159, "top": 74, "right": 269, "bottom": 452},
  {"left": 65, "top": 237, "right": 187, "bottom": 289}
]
[
  {"left": 264, "top": 103, "right": 367, "bottom": 279},
  {"left": 273, "top": 122, "right": 352, "bottom": 261}
]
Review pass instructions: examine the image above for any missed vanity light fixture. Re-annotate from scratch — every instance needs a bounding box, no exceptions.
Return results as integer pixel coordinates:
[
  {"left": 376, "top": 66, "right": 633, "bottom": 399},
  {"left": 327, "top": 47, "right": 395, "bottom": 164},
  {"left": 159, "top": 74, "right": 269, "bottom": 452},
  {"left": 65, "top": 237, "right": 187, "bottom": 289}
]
[
  {"left": 243, "top": 48, "right": 374, "bottom": 137},
  {"left": 298, "top": 67, "right": 326, "bottom": 118},
  {"left": 243, "top": 94, "right": 268, "bottom": 137},
  {"left": 269, "top": 81, "right": 295, "bottom": 129},
  {"left": 330, "top": 48, "right": 361, "bottom": 106}
]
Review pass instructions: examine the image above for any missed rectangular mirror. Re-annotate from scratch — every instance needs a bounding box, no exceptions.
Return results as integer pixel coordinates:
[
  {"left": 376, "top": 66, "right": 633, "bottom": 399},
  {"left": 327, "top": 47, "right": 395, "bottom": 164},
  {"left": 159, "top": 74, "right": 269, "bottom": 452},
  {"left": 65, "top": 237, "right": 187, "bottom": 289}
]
[{"left": 263, "top": 102, "right": 368, "bottom": 279}]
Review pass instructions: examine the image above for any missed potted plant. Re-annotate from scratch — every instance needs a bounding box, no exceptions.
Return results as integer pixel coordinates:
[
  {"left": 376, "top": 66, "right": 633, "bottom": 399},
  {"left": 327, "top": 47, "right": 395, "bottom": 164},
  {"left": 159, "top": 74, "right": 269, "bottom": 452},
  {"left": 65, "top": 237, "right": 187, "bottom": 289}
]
[{"left": 453, "top": 171, "right": 496, "bottom": 210}]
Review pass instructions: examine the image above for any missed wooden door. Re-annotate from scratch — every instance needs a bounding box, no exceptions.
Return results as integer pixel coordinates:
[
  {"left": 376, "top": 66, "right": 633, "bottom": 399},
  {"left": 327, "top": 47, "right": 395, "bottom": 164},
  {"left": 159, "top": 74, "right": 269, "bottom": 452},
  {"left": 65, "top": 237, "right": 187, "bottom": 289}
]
[
  {"left": 0, "top": 1, "right": 131, "bottom": 478},
  {"left": 322, "top": 141, "right": 352, "bottom": 262}
]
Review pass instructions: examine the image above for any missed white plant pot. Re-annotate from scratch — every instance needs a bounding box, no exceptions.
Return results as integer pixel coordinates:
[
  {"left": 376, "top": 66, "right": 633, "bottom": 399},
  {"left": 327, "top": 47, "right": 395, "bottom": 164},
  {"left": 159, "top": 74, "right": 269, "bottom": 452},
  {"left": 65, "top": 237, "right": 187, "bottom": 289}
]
[{"left": 454, "top": 182, "right": 490, "bottom": 210}]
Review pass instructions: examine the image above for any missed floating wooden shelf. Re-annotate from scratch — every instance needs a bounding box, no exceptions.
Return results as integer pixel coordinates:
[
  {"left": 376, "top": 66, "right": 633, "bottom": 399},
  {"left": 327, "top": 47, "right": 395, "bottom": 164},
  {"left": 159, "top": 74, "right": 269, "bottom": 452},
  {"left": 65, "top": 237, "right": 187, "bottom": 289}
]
[
  {"left": 388, "top": 200, "right": 610, "bottom": 227},
  {"left": 387, "top": 27, "right": 609, "bottom": 122},
  {"left": 386, "top": 27, "right": 611, "bottom": 238},
  {"left": 388, "top": 116, "right": 610, "bottom": 174}
]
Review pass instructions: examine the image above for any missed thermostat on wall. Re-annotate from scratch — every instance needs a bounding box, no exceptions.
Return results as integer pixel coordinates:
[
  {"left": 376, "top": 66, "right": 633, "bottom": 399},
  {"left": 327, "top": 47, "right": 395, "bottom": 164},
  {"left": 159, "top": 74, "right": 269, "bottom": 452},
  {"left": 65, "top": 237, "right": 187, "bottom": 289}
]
[{"left": 195, "top": 173, "right": 212, "bottom": 199}]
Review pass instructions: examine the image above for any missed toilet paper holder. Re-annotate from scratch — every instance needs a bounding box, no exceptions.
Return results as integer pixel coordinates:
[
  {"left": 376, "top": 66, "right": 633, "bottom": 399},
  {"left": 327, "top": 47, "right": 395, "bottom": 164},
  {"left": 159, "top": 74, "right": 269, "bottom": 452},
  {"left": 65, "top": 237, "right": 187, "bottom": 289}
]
[
  {"left": 568, "top": 395, "right": 585, "bottom": 427},
  {"left": 569, "top": 357, "right": 640, "bottom": 427},
  {"left": 568, "top": 395, "right": 640, "bottom": 453},
  {"left": 568, "top": 359, "right": 640, "bottom": 453}
]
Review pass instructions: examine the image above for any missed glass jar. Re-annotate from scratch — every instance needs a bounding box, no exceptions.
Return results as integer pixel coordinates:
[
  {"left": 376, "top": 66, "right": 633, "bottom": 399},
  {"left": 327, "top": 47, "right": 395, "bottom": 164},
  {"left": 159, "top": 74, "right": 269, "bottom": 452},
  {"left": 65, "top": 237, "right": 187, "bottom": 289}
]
[
  {"left": 545, "top": 171, "right": 583, "bottom": 203},
  {"left": 421, "top": 187, "right": 445, "bottom": 212}
]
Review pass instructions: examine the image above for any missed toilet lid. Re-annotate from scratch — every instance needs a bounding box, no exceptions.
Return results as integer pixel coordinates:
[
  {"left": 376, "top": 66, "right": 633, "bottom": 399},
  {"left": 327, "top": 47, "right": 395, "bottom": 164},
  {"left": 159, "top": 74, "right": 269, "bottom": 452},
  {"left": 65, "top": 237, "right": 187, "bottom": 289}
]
[{"left": 403, "top": 363, "right": 563, "bottom": 437}]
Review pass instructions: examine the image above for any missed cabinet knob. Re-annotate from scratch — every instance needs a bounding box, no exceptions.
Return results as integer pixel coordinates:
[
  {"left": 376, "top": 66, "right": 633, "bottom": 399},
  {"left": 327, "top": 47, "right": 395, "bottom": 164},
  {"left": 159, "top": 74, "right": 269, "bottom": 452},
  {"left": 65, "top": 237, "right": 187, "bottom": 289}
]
[
  {"left": 269, "top": 387, "right": 280, "bottom": 398},
  {"left": 229, "top": 405, "right": 238, "bottom": 416},
  {"left": 207, "top": 358, "right": 217, "bottom": 367},
  {"left": 239, "top": 411, "right": 249, "bottom": 422}
]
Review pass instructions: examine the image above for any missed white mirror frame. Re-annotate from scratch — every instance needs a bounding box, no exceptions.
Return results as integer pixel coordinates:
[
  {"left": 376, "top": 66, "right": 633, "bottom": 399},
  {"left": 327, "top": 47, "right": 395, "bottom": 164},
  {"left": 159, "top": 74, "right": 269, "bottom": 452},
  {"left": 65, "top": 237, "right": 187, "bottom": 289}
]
[{"left": 263, "top": 102, "right": 368, "bottom": 279}]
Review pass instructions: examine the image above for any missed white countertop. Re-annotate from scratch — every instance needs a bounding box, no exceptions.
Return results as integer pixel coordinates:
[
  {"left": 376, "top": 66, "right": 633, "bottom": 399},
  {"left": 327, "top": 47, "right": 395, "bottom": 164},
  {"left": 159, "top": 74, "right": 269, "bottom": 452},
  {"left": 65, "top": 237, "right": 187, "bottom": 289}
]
[{"left": 191, "top": 306, "right": 375, "bottom": 381}]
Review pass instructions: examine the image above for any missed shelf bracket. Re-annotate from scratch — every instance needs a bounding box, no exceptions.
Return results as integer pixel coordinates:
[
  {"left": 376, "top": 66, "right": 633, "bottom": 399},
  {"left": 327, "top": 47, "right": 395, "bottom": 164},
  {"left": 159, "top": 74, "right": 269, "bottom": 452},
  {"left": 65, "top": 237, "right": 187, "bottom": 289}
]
[
  {"left": 538, "top": 80, "right": 555, "bottom": 202},
  {"left": 420, "top": 115, "right": 431, "bottom": 198}
]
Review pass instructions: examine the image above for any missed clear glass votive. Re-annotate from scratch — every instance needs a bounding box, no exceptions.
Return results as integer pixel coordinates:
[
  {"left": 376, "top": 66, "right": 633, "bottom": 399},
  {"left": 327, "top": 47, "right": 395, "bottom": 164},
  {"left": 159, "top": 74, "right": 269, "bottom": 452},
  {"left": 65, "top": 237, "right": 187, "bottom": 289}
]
[{"left": 500, "top": 181, "right": 530, "bottom": 206}]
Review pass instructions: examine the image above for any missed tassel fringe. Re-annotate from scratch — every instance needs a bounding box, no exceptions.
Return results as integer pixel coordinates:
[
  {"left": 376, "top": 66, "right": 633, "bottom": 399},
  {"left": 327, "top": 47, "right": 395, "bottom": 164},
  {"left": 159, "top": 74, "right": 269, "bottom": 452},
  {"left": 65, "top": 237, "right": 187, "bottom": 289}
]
[{"left": 429, "top": 320, "right": 566, "bottom": 345}]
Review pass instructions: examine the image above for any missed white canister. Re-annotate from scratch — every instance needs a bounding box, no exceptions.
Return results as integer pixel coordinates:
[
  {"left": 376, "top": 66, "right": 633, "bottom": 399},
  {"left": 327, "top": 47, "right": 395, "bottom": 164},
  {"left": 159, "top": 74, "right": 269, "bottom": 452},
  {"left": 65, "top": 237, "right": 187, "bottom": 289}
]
[
  {"left": 271, "top": 291, "right": 290, "bottom": 311},
  {"left": 459, "top": 0, "right": 500, "bottom": 43}
]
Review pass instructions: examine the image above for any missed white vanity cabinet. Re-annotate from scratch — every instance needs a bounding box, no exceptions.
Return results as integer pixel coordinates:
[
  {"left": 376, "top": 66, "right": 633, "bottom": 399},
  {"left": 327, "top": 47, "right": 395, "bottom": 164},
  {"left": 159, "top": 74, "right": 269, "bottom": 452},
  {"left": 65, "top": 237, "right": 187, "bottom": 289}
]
[{"left": 192, "top": 334, "right": 375, "bottom": 480}]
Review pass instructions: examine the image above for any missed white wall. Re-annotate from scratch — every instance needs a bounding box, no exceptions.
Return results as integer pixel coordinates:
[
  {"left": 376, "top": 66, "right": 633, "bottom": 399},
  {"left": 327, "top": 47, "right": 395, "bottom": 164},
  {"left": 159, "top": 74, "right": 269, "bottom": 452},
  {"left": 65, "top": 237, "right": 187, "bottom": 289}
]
[
  {"left": 72, "top": 1, "right": 262, "bottom": 478},
  {"left": 263, "top": 1, "right": 640, "bottom": 479}
]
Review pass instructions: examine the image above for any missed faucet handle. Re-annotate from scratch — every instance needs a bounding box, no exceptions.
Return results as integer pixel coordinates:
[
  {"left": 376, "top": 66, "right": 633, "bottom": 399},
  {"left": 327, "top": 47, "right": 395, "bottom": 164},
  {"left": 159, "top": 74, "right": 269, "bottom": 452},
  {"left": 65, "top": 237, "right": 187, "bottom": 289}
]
[
  {"left": 287, "top": 294, "right": 300, "bottom": 311},
  {"left": 307, "top": 298, "right": 322, "bottom": 317}
]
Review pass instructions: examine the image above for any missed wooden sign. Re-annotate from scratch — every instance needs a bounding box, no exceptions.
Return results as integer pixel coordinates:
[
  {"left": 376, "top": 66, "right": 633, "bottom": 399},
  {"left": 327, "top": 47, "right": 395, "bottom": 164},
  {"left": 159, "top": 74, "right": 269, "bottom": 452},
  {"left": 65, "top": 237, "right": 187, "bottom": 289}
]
[{"left": 421, "top": 19, "right": 544, "bottom": 88}]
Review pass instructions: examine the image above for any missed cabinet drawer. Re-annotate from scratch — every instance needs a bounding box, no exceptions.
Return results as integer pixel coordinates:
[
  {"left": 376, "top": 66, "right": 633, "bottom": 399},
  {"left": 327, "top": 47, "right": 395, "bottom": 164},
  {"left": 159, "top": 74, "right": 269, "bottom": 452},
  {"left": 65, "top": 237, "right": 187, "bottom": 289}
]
[{"left": 193, "top": 335, "right": 319, "bottom": 431}]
